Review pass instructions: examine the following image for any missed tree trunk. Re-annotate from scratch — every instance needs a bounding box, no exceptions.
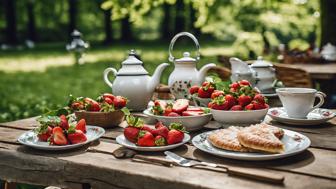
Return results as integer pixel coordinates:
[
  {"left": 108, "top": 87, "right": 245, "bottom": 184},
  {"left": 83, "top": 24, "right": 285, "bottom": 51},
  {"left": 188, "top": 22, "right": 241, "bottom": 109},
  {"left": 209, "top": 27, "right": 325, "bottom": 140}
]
[
  {"left": 27, "top": 0, "right": 36, "bottom": 41},
  {"left": 174, "top": 0, "right": 185, "bottom": 34},
  {"left": 103, "top": 9, "right": 113, "bottom": 44},
  {"left": 4, "top": 0, "right": 18, "bottom": 45},
  {"left": 161, "top": 3, "right": 172, "bottom": 40},
  {"left": 189, "top": 3, "right": 200, "bottom": 37},
  {"left": 121, "top": 17, "right": 132, "bottom": 42},
  {"left": 68, "top": 0, "right": 77, "bottom": 38},
  {"left": 320, "top": 0, "right": 336, "bottom": 46}
]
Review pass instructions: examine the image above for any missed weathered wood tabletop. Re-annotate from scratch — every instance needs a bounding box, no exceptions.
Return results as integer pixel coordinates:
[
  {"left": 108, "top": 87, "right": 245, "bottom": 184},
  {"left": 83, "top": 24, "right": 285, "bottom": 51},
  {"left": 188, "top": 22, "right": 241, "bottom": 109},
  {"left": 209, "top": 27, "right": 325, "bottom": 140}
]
[{"left": 0, "top": 113, "right": 335, "bottom": 189}]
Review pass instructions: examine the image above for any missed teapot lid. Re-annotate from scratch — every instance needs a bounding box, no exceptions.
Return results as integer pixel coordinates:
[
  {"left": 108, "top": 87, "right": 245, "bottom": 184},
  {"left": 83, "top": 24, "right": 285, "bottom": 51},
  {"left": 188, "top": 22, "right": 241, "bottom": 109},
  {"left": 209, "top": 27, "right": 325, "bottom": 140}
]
[
  {"left": 175, "top": 52, "right": 196, "bottom": 63},
  {"left": 250, "top": 56, "right": 273, "bottom": 68},
  {"left": 117, "top": 50, "right": 148, "bottom": 76}
]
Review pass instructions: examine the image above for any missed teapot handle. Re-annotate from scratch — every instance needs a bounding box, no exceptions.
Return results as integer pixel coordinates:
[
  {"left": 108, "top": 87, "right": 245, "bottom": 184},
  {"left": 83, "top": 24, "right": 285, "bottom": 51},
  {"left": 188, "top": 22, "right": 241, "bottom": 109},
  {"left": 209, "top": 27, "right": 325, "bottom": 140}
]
[
  {"left": 169, "top": 32, "right": 200, "bottom": 62},
  {"left": 103, "top": 68, "right": 117, "bottom": 88}
]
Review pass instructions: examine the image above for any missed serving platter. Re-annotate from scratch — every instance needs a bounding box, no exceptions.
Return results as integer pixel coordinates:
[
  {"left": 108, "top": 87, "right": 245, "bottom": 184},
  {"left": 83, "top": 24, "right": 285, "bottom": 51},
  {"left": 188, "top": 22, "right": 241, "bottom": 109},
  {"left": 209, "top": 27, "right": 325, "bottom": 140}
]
[
  {"left": 18, "top": 125, "right": 105, "bottom": 150},
  {"left": 192, "top": 129, "right": 310, "bottom": 161},
  {"left": 116, "top": 133, "right": 190, "bottom": 151}
]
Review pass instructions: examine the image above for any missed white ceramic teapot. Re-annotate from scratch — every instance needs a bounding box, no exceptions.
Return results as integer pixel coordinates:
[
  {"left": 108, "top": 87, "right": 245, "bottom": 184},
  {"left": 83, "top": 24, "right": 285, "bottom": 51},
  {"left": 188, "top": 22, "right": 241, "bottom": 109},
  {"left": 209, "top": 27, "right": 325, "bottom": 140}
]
[
  {"left": 230, "top": 56, "right": 276, "bottom": 93},
  {"left": 104, "top": 50, "right": 169, "bottom": 111},
  {"left": 167, "top": 32, "right": 216, "bottom": 99}
]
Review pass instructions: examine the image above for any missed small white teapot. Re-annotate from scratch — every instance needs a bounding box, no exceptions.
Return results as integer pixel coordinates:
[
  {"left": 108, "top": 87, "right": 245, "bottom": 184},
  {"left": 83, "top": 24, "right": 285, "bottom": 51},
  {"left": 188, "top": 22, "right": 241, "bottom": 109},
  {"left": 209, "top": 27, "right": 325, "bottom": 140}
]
[
  {"left": 167, "top": 32, "right": 216, "bottom": 99},
  {"left": 104, "top": 50, "right": 169, "bottom": 111}
]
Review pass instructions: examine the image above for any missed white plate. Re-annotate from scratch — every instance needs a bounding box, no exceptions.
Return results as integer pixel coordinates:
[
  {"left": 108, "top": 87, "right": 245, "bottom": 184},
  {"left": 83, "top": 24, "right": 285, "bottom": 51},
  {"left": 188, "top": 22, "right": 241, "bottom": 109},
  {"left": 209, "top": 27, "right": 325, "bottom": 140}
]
[
  {"left": 268, "top": 107, "right": 335, "bottom": 126},
  {"left": 18, "top": 125, "right": 105, "bottom": 150},
  {"left": 143, "top": 107, "right": 212, "bottom": 131},
  {"left": 116, "top": 133, "right": 190, "bottom": 151},
  {"left": 192, "top": 129, "right": 310, "bottom": 161}
]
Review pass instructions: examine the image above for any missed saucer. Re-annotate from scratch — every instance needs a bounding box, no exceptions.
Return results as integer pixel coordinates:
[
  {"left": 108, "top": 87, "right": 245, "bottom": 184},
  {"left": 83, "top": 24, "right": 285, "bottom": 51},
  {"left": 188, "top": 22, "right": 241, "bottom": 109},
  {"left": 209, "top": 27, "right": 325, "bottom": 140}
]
[{"left": 267, "top": 107, "right": 335, "bottom": 126}]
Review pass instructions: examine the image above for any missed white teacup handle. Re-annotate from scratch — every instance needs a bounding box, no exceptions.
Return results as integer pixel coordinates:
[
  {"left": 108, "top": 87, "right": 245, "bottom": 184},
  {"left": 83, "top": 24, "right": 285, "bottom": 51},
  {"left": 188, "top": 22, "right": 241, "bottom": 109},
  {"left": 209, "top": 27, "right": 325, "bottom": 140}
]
[
  {"left": 310, "top": 91, "right": 326, "bottom": 112},
  {"left": 103, "top": 68, "right": 117, "bottom": 88}
]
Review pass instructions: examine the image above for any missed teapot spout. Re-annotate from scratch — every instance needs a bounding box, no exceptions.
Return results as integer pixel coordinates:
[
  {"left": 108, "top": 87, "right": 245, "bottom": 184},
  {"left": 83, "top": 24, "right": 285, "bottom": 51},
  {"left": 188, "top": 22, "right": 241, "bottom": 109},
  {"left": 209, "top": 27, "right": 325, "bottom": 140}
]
[
  {"left": 198, "top": 63, "right": 216, "bottom": 83},
  {"left": 148, "top": 63, "right": 169, "bottom": 92}
]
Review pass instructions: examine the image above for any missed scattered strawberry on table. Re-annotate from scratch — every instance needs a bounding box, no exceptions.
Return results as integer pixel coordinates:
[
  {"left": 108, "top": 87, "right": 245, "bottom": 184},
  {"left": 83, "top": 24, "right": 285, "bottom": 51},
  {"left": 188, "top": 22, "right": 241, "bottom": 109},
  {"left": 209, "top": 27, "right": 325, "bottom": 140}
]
[
  {"left": 35, "top": 115, "right": 88, "bottom": 145},
  {"left": 123, "top": 114, "right": 187, "bottom": 147},
  {"left": 68, "top": 93, "right": 128, "bottom": 113},
  {"left": 208, "top": 80, "right": 269, "bottom": 111},
  {"left": 151, "top": 99, "right": 210, "bottom": 117}
]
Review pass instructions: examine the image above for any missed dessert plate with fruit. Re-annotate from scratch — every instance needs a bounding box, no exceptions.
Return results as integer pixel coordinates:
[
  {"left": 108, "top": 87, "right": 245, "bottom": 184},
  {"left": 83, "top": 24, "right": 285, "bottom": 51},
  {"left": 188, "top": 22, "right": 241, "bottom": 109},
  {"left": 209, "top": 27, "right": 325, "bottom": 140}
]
[
  {"left": 208, "top": 80, "right": 269, "bottom": 124},
  {"left": 18, "top": 115, "right": 105, "bottom": 150},
  {"left": 117, "top": 116, "right": 190, "bottom": 151},
  {"left": 143, "top": 99, "right": 212, "bottom": 131}
]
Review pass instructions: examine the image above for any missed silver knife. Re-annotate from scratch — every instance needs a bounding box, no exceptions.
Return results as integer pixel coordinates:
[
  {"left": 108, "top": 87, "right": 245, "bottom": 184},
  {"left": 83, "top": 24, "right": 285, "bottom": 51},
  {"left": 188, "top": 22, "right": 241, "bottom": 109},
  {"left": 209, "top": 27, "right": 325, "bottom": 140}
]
[{"left": 164, "top": 151, "right": 284, "bottom": 184}]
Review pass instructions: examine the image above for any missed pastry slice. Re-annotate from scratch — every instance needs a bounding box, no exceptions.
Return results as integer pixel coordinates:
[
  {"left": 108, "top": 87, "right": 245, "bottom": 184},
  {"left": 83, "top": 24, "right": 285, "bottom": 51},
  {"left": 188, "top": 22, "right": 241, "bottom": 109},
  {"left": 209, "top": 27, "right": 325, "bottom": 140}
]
[
  {"left": 249, "top": 123, "right": 284, "bottom": 139},
  {"left": 208, "top": 127, "right": 252, "bottom": 152},
  {"left": 237, "top": 126, "right": 285, "bottom": 153}
]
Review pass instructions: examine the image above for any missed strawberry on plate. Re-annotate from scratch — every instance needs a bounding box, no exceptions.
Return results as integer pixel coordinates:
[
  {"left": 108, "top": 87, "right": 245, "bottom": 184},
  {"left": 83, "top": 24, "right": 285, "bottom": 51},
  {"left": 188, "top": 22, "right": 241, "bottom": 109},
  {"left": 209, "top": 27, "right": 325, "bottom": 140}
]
[
  {"left": 67, "top": 128, "right": 87, "bottom": 144},
  {"left": 36, "top": 125, "right": 52, "bottom": 142},
  {"left": 172, "top": 99, "right": 189, "bottom": 114},
  {"left": 163, "top": 103, "right": 173, "bottom": 116},
  {"left": 59, "top": 115, "right": 69, "bottom": 130},
  {"left": 50, "top": 127, "right": 68, "bottom": 145},
  {"left": 154, "top": 135, "right": 166, "bottom": 146},
  {"left": 151, "top": 125, "right": 169, "bottom": 138},
  {"left": 182, "top": 111, "right": 204, "bottom": 116},
  {"left": 142, "top": 125, "right": 154, "bottom": 133},
  {"left": 75, "top": 119, "right": 86, "bottom": 133},
  {"left": 137, "top": 130, "right": 155, "bottom": 147},
  {"left": 167, "top": 123, "right": 186, "bottom": 145},
  {"left": 124, "top": 115, "right": 144, "bottom": 143}
]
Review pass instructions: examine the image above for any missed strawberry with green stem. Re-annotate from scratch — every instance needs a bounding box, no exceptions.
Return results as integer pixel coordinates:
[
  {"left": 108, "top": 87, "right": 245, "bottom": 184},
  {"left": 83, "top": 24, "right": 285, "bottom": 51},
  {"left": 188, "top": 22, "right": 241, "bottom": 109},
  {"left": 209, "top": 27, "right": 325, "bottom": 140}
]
[{"left": 167, "top": 123, "right": 187, "bottom": 145}]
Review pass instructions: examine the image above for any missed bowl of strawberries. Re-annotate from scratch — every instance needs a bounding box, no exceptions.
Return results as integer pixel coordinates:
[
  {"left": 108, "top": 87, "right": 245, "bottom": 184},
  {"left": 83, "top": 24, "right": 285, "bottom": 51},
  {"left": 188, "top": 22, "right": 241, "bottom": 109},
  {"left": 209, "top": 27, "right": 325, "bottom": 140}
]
[
  {"left": 209, "top": 80, "right": 269, "bottom": 124},
  {"left": 69, "top": 93, "right": 128, "bottom": 128},
  {"left": 116, "top": 115, "right": 190, "bottom": 151},
  {"left": 143, "top": 99, "right": 212, "bottom": 131}
]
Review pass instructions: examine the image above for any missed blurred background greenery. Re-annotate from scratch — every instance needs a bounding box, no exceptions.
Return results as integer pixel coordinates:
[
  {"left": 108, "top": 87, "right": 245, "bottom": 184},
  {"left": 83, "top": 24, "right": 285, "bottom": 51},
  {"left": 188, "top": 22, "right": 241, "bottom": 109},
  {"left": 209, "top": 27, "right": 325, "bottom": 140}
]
[{"left": 0, "top": 0, "right": 335, "bottom": 124}]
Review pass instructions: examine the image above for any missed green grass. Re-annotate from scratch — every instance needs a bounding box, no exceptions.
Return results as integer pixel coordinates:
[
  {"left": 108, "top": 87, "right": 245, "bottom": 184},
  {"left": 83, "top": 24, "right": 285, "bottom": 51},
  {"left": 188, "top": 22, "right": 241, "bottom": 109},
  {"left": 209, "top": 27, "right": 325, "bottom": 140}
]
[{"left": 0, "top": 41, "right": 233, "bottom": 122}]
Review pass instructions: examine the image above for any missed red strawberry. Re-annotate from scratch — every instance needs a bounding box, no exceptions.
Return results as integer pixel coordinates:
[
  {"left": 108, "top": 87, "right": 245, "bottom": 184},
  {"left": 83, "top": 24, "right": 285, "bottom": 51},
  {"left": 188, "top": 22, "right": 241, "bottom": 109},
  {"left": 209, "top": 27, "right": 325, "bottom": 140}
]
[
  {"left": 103, "top": 93, "right": 115, "bottom": 101},
  {"left": 163, "top": 104, "right": 173, "bottom": 116},
  {"left": 238, "top": 95, "right": 252, "bottom": 107},
  {"left": 124, "top": 126, "right": 140, "bottom": 143},
  {"left": 152, "top": 126, "right": 169, "bottom": 138},
  {"left": 230, "top": 105, "right": 243, "bottom": 111},
  {"left": 239, "top": 80, "right": 251, "bottom": 86},
  {"left": 167, "top": 130, "right": 184, "bottom": 145},
  {"left": 186, "top": 107, "right": 203, "bottom": 111},
  {"left": 68, "top": 130, "right": 87, "bottom": 144},
  {"left": 37, "top": 126, "right": 52, "bottom": 141},
  {"left": 71, "top": 102, "right": 84, "bottom": 110},
  {"left": 84, "top": 98, "right": 101, "bottom": 111},
  {"left": 59, "top": 115, "right": 69, "bottom": 130},
  {"left": 137, "top": 131, "right": 155, "bottom": 147},
  {"left": 253, "top": 101, "right": 269, "bottom": 110},
  {"left": 152, "top": 100, "right": 167, "bottom": 115},
  {"left": 154, "top": 135, "right": 166, "bottom": 146},
  {"left": 182, "top": 111, "right": 203, "bottom": 116},
  {"left": 211, "top": 90, "right": 225, "bottom": 99},
  {"left": 189, "top": 85, "right": 200, "bottom": 95},
  {"left": 209, "top": 96, "right": 230, "bottom": 110},
  {"left": 224, "top": 94, "right": 237, "bottom": 108},
  {"left": 245, "top": 103, "right": 254, "bottom": 110},
  {"left": 172, "top": 99, "right": 189, "bottom": 114},
  {"left": 104, "top": 97, "right": 114, "bottom": 105},
  {"left": 142, "top": 125, "right": 154, "bottom": 133},
  {"left": 230, "top": 82, "right": 240, "bottom": 90},
  {"left": 113, "top": 96, "right": 127, "bottom": 108},
  {"left": 254, "top": 94, "right": 266, "bottom": 104},
  {"left": 155, "top": 121, "right": 165, "bottom": 129},
  {"left": 75, "top": 119, "right": 86, "bottom": 133},
  {"left": 51, "top": 127, "right": 68, "bottom": 145},
  {"left": 167, "top": 112, "right": 180, "bottom": 117}
]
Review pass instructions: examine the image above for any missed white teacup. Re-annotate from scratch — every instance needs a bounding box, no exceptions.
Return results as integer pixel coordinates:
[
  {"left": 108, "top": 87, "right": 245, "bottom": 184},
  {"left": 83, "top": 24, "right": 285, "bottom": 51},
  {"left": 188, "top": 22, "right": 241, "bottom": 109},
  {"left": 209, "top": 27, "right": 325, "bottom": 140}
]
[{"left": 276, "top": 88, "right": 326, "bottom": 119}]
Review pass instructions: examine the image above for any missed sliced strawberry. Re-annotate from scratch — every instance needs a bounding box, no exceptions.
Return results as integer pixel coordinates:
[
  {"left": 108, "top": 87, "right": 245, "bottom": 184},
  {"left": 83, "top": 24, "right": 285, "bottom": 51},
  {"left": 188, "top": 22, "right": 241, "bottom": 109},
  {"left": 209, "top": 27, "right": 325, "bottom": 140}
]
[
  {"left": 186, "top": 107, "right": 203, "bottom": 111},
  {"left": 137, "top": 131, "right": 155, "bottom": 147},
  {"left": 182, "top": 111, "right": 203, "bottom": 116},
  {"left": 68, "top": 130, "right": 87, "bottom": 144},
  {"left": 51, "top": 127, "right": 68, "bottom": 145},
  {"left": 75, "top": 119, "right": 86, "bottom": 133},
  {"left": 167, "top": 112, "right": 180, "bottom": 117},
  {"left": 172, "top": 99, "right": 189, "bottom": 114}
]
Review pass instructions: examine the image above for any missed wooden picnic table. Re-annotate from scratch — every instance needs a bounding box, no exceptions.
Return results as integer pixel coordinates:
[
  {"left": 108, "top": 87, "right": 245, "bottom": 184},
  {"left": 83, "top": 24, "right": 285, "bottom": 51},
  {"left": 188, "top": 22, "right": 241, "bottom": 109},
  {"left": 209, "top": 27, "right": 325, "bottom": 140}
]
[{"left": 0, "top": 113, "right": 335, "bottom": 189}]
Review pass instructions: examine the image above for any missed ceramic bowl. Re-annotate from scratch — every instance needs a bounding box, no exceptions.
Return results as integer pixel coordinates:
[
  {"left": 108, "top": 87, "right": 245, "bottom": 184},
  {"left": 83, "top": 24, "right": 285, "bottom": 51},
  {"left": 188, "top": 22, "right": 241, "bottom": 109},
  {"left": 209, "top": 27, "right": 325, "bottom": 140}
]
[
  {"left": 75, "top": 110, "right": 124, "bottom": 128},
  {"left": 143, "top": 108, "right": 212, "bottom": 131},
  {"left": 210, "top": 108, "right": 268, "bottom": 124},
  {"left": 192, "top": 96, "right": 211, "bottom": 107}
]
